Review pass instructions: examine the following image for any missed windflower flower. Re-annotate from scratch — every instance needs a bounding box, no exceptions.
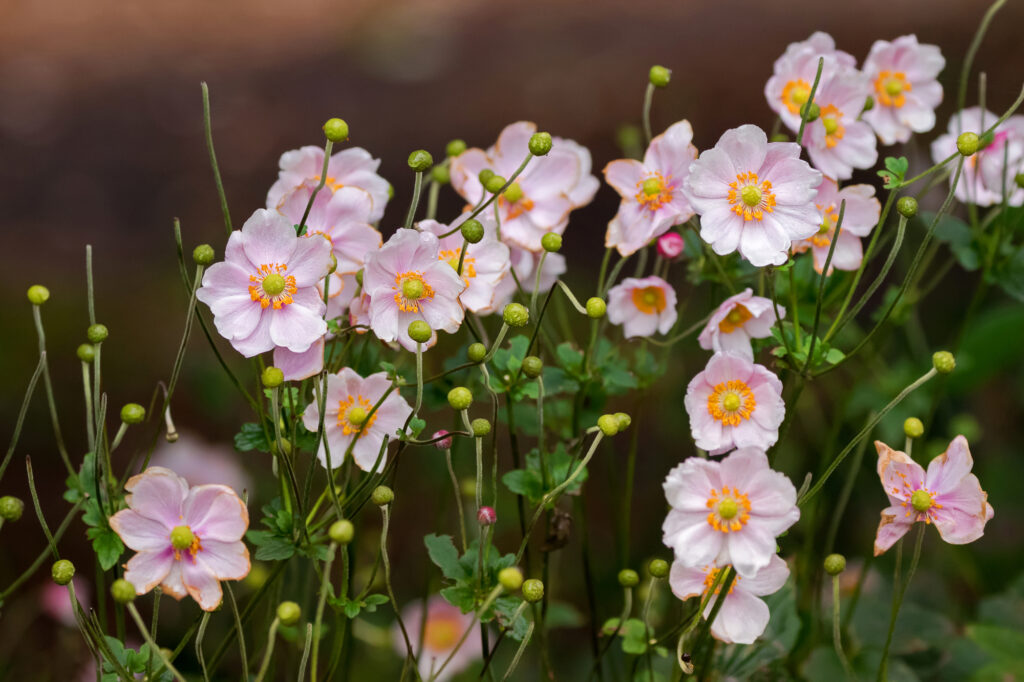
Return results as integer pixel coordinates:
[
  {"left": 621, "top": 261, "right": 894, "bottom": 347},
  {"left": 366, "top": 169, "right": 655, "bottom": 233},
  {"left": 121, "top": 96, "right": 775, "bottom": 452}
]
[
  {"left": 861, "top": 35, "right": 945, "bottom": 145},
  {"left": 684, "top": 352, "right": 785, "bottom": 454},
  {"left": 196, "top": 209, "right": 332, "bottom": 358},
  {"left": 669, "top": 554, "right": 790, "bottom": 644},
  {"left": 362, "top": 228, "right": 466, "bottom": 351},
  {"left": 683, "top": 125, "right": 822, "bottom": 267},
  {"left": 267, "top": 146, "right": 390, "bottom": 223},
  {"left": 791, "top": 178, "right": 880, "bottom": 273},
  {"left": 698, "top": 288, "right": 781, "bottom": 360},
  {"left": 449, "top": 121, "right": 598, "bottom": 252},
  {"left": 109, "top": 467, "right": 250, "bottom": 611},
  {"left": 393, "top": 596, "right": 481, "bottom": 681},
  {"left": 662, "top": 448, "right": 799, "bottom": 577},
  {"left": 801, "top": 70, "right": 878, "bottom": 181},
  {"left": 603, "top": 120, "right": 697, "bottom": 256},
  {"left": 419, "top": 216, "right": 510, "bottom": 314},
  {"left": 606, "top": 276, "right": 678, "bottom": 339},
  {"left": 301, "top": 367, "right": 412, "bottom": 474},
  {"left": 930, "top": 108, "right": 1024, "bottom": 207},
  {"left": 765, "top": 32, "right": 856, "bottom": 133},
  {"left": 873, "top": 436, "right": 994, "bottom": 556}
]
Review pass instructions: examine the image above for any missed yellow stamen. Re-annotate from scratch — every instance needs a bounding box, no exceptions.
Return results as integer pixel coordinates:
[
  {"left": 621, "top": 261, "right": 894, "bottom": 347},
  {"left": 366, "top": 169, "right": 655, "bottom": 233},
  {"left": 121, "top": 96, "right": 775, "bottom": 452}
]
[
  {"left": 727, "top": 172, "right": 776, "bottom": 222},
  {"left": 337, "top": 394, "right": 377, "bottom": 436},
  {"left": 634, "top": 173, "right": 674, "bottom": 212},
  {"left": 705, "top": 485, "right": 753, "bottom": 533},
  {"left": 631, "top": 285, "right": 667, "bottom": 314},
  {"left": 248, "top": 263, "right": 297, "bottom": 309},
  {"left": 706, "top": 379, "right": 756, "bottom": 426},
  {"left": 393, "top": 272, "right": 435, "bottom": 313},
  {"left": 874, "top": 70, "right": 912, "bottom": 108}
]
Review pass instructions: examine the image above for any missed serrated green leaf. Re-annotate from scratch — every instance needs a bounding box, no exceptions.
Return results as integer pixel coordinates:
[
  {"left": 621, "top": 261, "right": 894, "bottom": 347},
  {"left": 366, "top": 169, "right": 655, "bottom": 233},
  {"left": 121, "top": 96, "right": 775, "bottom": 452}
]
[
  {"left": 88, "top": 527, "right": 124, "bottom": 570},
  {"left": 621, "top": 618, "right": 649, "bottom": 654},
  {"left": 246, "top": 530, "right": 295, "bottom": 561},
  {"left": 424, "top": 534, "right": 470, "bottom": 581},
  {"left": 441, "top": 585, "right": 476, "bottom": 613},
  {"left": 234, "top": 422, "right": 270, "bottom": 453}
]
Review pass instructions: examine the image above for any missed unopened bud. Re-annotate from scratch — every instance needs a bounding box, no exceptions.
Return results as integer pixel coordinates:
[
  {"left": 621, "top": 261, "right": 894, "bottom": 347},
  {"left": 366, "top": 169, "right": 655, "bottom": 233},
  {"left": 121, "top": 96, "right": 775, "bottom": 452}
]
[
  {"left": 903, "top": 417, "right": 924, "bottom": 439},
  {"left": 77, "top": 344, "right": 96, "bottom": 363},
  {"left": 120, "top": 403, "right": 146, "bottom": 425},
  {"left": 471, "top": 418, "right": 491, "bottom": 437},
  {"left": 498, "top": 567, "right": 523, "bottom": 592},
  {"left": 503, "top": 303, "right": 529, "bottom": 328},
  {"left": 541, "top": 233, "right": 562, "bottom": 252},
  {"left": 0, "top": 496, "right": 24, "bottom": 521},
  {"left": 87, "top": 324, "right": 108, "bottom": 343},
  {"left": 322, "top": 118, "right": 349, "bottom": 143},
  {"left": 617, "top": 569, "right": 639, "bottom": 588},
  {"left": 192, "top": 244, "right": 215, "bottom": 266},
  {"left": 51, "top": 559, "right": 75, "bottom": 586},
  {"left": 446, "top": 139, "right": 467, "bottom": 158},
  {"left": 27, "top": 285, "right": 50, "bottom": 305},
  {"left": 597, "top": 414, "right": 620, "bottom": 437},
  {"left": 329, "top": 519, "right": 355, "bottom": 544},
  {"left": 528, "top": 132, "right": 553, "bottom": 156},
  {"left": 111, "top": 578, "right": 136, "bottom": 604},
  {"left": 408, "top": 320, "right": 432, "bottom": 344},
  {"left": 467, "top": 343, "right": 487, "bottom": 363},
  {"left": 657, "top": 232, "right": 685, "bottom": 259},
  {"left": 932, "top": 351, "right": 956, "bottom": 374},
  {"left": 648, "top": 65, "right": 671, "bottom": 88},
  {"left": 956, "top": 132, "right": 980, "bottom": 156},
  {"left": 277, "top": 601, "right": 301, "bottom": 626},
  {"left": 447, "top": 387, "right": 473, "bottom": 411},
  {"left": 522, "top": 356, "right": 543, "bottom": 378},
  {"left": 648, "top": 558, "right": 670, "bottom": 579},
  {"left": 824, "top": 553, "right": 846, "bottom": 576},
  {"left": 371, "top": 485, "right": 394, "bottom": 507},
  {"left": 522, "top": 578, "right": 544, "bottom": 603},
  {"left": 408, "top": 150, "right": 433, "bottom": 172},
  {"left": 460, "top": 219, "right": 484, "bottom": 244},
  {"left": 477, "top": 506, "right": 496, "bottom": 526},
  {"left": 897, "top": 196, "right": 918, "bottom": 218},
  {"left": 432, "top": 430, "right": 453, "bottom": 449},
  {"left": 261, "top": 366, "right": 284, "bottom": 388},
  {"left": 586, "top": 297, "right": 606, "bottom": 319}
]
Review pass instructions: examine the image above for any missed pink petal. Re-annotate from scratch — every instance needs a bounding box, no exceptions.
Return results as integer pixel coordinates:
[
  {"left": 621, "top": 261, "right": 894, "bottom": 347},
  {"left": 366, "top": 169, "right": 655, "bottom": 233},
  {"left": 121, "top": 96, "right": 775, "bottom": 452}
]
[
  {"left": 109, "top": 509, "right": 171, "bottom": 552},
  {"left": 874, "top": 505, "right": 913, "bottom": 555},
  {"left": 182, "top": 560, "right": 224, "bottom": 611},
  {"left": 183, "top": 485, "right": 249, "bottom": 543},
  {"left": 197, "top": 539, "right": 251, "bottom": 580},
  {"left": 123, "top": 467, "right": 188, "bottom": 527},
  {"left": 123, "top": 549, "right": 174, "bottom": 595}
]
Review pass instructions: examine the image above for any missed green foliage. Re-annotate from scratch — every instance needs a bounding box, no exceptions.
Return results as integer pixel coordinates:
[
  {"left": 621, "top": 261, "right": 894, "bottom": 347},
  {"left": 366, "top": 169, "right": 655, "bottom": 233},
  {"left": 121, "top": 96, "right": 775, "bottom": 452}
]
[
  {"left": 100, "top": 638, "right": 173, "bottom": 682},
  {"left": 502, "top": 443, "right": 588, "bottom": 504},
  {"left": 246, "top": 497, "right": 327, "bottom": 562},
  {"left": 878, "top": 156, "right": 909, "bottom": 189},
  {"left": 329, "top": 593, "right": 389, "bottom": 619}
]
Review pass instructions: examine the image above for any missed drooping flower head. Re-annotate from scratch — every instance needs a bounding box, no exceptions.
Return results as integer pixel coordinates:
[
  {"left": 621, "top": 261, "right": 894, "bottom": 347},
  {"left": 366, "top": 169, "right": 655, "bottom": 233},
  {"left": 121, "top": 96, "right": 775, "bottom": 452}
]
[
  {"left": 606, "top": 276, "right": 678, "bottom": 339},
  {"left": 862, "top": 35, "right": 945, "bottom": 145},
  {"left": 873, "top": 436, "right": 993, "bottom": 556},
  {"left": 801, "top": 70, "right": 878, "bottom": 181},
  {"left": 684, "top": 352, "right": 785, "bottom": 454},
  {"left": 603, "top": 120, "right": 697, "bottom": 256},
  {"left": 362, "top": 228, "right": 466, "bottom": 351},
  {"left": 698, "top": 288, "right": 781, "bottom": 360},
  {"left": 662, "top": 448, "right": 799, "bottom": 577},
  {"left": 196, "top": 209, "right": 332, "bottom": 358},
  {"left": 419, "top": 216, "right": 510, "bottom": 314},
  {"left": 267, "top": 146, "right": 390, "bottom": 223},
  {"left": 109, "top": 467, "right": 250, "bottom": 611},
  {"left": 393, "top": 596, "right": 481, "bottom": 681},
  {"left": 301, "top": 368, "right": 412, "bottom": 474},
  {"left": 931, "top": 108, "right": 1024, "bottom": 207},
  {"left": 765, "top": 32, "right": 857, "bottom": 133},
  {"left": 791, "top": 179, "right": 881, "bottom": 273},
  {"left": 683, "top": 125, "right": 823, "bottom": 267},
  {"left": 449, "top": 121, "right": 598, "bottom": 252},
  {"left": 669, "top": 554, "right": 790, "bottom": 644}
]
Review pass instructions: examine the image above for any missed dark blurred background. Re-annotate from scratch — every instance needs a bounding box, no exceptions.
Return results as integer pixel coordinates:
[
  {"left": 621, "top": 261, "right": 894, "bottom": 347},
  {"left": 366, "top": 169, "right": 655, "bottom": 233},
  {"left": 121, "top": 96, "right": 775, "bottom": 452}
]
[{"left": 2, "top": 0, "right": 1024, "bottom": 678}]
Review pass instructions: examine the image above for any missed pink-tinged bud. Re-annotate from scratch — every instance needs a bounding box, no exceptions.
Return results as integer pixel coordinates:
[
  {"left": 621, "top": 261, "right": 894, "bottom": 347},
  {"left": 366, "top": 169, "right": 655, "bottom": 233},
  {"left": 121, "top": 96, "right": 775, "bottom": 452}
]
[
  {"left": 433, "top": 430, "right": 453, "bottom": 450},
  {"left": 477, "top": 506, "right": 497, "bottom": 526},
  {"left": 657, "top": 232, "right": 685, "bottom": 259}
]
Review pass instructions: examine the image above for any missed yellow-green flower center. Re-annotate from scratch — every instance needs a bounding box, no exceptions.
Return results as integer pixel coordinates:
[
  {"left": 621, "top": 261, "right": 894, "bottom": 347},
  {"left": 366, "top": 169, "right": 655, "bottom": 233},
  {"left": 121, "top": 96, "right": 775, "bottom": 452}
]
[
  {"left": 726, "top": 308, "right": 745, "bottom": 324},
  {"left": 740, "top": 186, "right": 762, "bottom": 207},
  {"left": 790, "top": 86, "right": 810, "bottom": 106},
  {"left": 402, "top": 278, "right": 426, "bottom": 300},
  {"left": 262, "top": 273, "right": 287, "bottom": 297},
  {"left": 910, "top": 489, "right": 933, "bottom": 512},
  {"left": 717, "top": 497, "right": 740, "bottom": 520},
  {"left": 347, "top": 407, "right": 368, "bottom": 426},
  {"left": 503, "top": 182, "right": 524, "bottom": 203},
  {"left": 884, "top": 78, "right": 904, "bottom": 97},
  {"left": 721, "top": 392, "right": 742, "bottom": 412},
  {"left": 823, "top": 116, "right": 839, "bottom": 135},
  {"left": 170, "top": 525, "right": 195, "bottom": 551},
  {"left": 642, "top": 177, "right": 662, "bottom": 196}
]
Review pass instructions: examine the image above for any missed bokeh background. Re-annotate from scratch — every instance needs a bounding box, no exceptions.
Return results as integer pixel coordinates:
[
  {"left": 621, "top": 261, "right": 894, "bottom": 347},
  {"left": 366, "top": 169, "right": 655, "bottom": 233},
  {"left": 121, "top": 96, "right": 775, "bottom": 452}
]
[{"left": 2, "top": 0, "right": 1024, "bottom": 679}]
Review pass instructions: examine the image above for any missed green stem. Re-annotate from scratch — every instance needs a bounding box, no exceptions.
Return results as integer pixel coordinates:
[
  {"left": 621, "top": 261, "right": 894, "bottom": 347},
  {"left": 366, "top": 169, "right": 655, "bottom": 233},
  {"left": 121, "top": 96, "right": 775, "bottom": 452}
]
[
  {"left": 795, "top": 58, "right": 825, "bottom": 144},
  {"left": 803, "top": 200, "right": 845, "bottom": 373},
  {"left": 225, "top": 583, "right": 248, "bottom": 680},
  {"left": 196, "top": 611, "right": 212, "bottom": 682},
  {"left": 31, "top": 307, "right": 75, "bottom": 477},
  {"left": 127, "top": 603, "right": 186, "bottom": 682},
  {"left": 832, "top": 575, "right": 852, "bottom": 677},
  {"left": 405, "top": 171, "right": 425, "bottom": 230},
  {"left": 877, "top": 524, "right": 925, "bottom": 681},
  {"left": 253, "top": 617, "right": 281, "bottom": 682},
  {"left": 200, "top": 82, "right": 233, "bottom": 235},
  {"left": 641, "top": 82, "right": 656, "bottom": 145},
  {"left": 310, "top": 543, "right": 336, "bottom": 681},
  {"left": 0, "top": 354, "right": 45, "bottom": 484}
]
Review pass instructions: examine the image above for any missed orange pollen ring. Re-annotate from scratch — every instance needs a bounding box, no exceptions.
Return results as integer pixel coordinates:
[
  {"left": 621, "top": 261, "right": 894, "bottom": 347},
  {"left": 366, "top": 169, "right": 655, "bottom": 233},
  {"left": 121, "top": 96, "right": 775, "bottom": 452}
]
[
  {"left": 337, "top": 394, "right": 377, "bottom": 437},
  {"left": 706, "top": 379, "right": 756, "bottom": 426},
  {"left": 634, "top": 173, "right": 674, "bottom": 211},
  {"left": 248, "top": 263, "right": 298, "bottom": 310},
  {"left": 498, "top": 194, "right": 535, "bottom": 220},
  {"left": 718, "top": 303, "right": 753, "bottom": 334},
  {"left": 727, "top": 172, "right": 776, "bottom": 222},
  {"left": 393, "top": 272, "right": 435, "bottom": 313},
  {"left": 703, "top": 566, "right": 741, "bottom": 595},
  {"left": 781, "top": 78, "right": 811, "bottom": 115},
  {"left": 173, "top": 532, "right": 203, "bottom": 564},
  {"left": 631, "top": 285, "right": 667, "bottom": 314},
  {"left": 892, "top": 472, "right": 944, "bottom": 523},
  {"left": 874, "top": 70, "right": 912, "bottom": 108},
  {"left": 439, "top": 248, "right": 477, "bottom": 284},
  {"left": 705, "top": 486, "right": 753, "bottom": 534},
  {"left": 819, "top": 104, "right": 846, "bottom": 148}
]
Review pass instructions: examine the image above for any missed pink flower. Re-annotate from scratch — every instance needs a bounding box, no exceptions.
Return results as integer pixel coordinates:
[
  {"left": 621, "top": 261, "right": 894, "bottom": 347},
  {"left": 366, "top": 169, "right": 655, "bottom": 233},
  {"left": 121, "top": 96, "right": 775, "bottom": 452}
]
[
  {"left": 698, "top": 288, "right": 780, "bottom": 360},
  {"left": 873, "top": 436, "right": 994, "bottom": 556},
  {"left": 684, "top": 353, "right": 785, "bottom": 454},
  {"left": 196, "top": 209, "right": 332, "bottom": 358},
  {"left": 449, "top": 121, "right": 598, "bottom": 252},
  {"left": 765, "top": 32, "right": 857, "bottom": 133},
  {"left": 606, "top": 276, "right": 678, "bottom": 339},
  {"left": 492, "top": 245, "right": 567, "bottom": 310},
  {"left": 419, "top": 216, "right": 510, "bottom": 314},
  {"left": 682, "top": 125, "right": 822, "bottom": 267},
  {"left": 791, "top": 179, "right": 880, "bottom": 273},
  {"left": 669, "top": 554, "right": 790, "bottom": 644},
  {"left": 362, "top": 228, "right": 466, "bottom": 351},
  {"left": 109, "top": 467, "right": 250, "bottom": 611},
  {"left": 657, "top": 232, "right": 686, "bottom": 259},
  {"left": 931, "top": 108, "right": 1024, "bottom": 207},
  {"left": 662, "top": 448, "right": 799, "bottom": 577},
  {"left": 301, "top": 368, "right": 412, "bottom": 474},
  {"left": 267, "top": 146, "right": 390, "bottom": 224},
  {"left": 801, "top": 70, "right": 878, "bottom": 181},
  {"left": 862, "top": 35, "right": 945, "bottom": 145},
  {"left": 149, "top": 431, "right": 251, "bottom": 494},
  {"left": 603, "top": 120, "right": 697, "bottom": 256},
  {"left": 393, "top": 596, "right": 481, "bottom": 681},
  {"left": 273, "top": 336, "right": 325, "bottom": 382}
]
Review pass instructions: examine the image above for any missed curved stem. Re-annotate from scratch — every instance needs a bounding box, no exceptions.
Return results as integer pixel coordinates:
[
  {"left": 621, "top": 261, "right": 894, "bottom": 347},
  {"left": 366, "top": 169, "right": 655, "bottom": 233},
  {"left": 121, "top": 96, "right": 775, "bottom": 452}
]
[
  {"left": 832, "top": 575, "right": 852, "bottom": 678},
  {"left": 253, "top": 617, "right": 281, "bottom": 682},
  {"left": 201, "top": 82, "right": 233, "bottom": 235},
  {"left": 128, "top": 603, "right": 186, "bottom": 682}
]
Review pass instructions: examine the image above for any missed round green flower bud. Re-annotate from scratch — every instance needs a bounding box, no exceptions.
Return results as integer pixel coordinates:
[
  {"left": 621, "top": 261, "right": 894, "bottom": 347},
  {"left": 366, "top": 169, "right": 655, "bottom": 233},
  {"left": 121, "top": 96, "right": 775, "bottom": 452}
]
[
  {"left": 277, "top": 601, "right": 301, "bottom": 626},
  {"left": 471, "top": 418, "right": 491, "bottom": 437},
  {"left": 408, "top": 320, "right": 432, "bottom": 344},
  {"left": 484, "top": 174, "right": 507, "bottom": 194},
  {"left": 769, "top": 133, "right": 790, "bottom": 143},
  {"left": 111, "top": 578, "right": 136, "bottom": 604},
  {"left": 322, "top": 118, "right": 349, "bottom": 143},
  {"left": 192, "top": 244, "right": 215, "bottom": 266},
  {"left": 896, "top": 196, "right": 918, "bottom": 218},
  {"left": 648, "top": 65, "right": 671, "bottom": 88},
  {"left": 430, "top": 164, "right": 450, "bottom": 184},
  {"left": 498, "top": 567, "right": 524, "bottom": 592},
  {"left": 467, "top": 342, "right": 487, "bottom": 364},
  {"left": 932, "top": 350, "right": 956, "bottom": 374},
  {"left": 522, "top": 356, "right": 543, "bottom": 378},
  {"left": 617, "top": 569, "right": 639, "bottom": 588},
  {"left": 903, "top": 417, "right": 924, "bottom": 439},
  {"left": 120, "top": 403, "right": 146, "bottom": 425},
  {"left": 87, "top": 324, "right": 109, "bottom": 343},
  {"left": 446, "top": 139, "right": 468, "bottom": 158},
  {"left": 586, "top": 297, "right": 606, "bottom": 319},
  {"left": 329, "top": 519, "right": 355, "bottom": 545},
  {"left": 0, "top": 496, "right": 24, "bottom": 521},
  {"left": 528, "top": 132, "right": 553, "bottom": 156},
  {"left": 261, "top": 366, "right": 285, "bottom": 388},
  {"left": 51, "top": 559, "right": 75, "bottom": 586},
  {"left": 522, "top": 578, "right": 544, "bottom": 603},
  {"left": 27, "top": 285, "right": 50, "bottom": 306},
  {"left": 503, "top": 303, "right": 530, "bottom": 328},
  {"left": 541, "top": 233, "right": 562, "bottom": 252},
  {"left": 447, "top": 387, "right": 473, "bottom": 411},
  {"left": 478, "top": 168, "right": 495, "bottom": 186},
  {"left": 1016, "top": 172, "right": 1024, "bottom": 189},
  {"left": 408, "top": 150, "right": 433, "bottom": 172},
  {"left": 824, "top": 553, "right": 846, "bottom": 576},
  {"left": 801, "top": 102, "right": 821, "bottom": 122},
  {"left": 371, "top": 485, "right": 394, "bottom": 507},
  {"left": 862, "top": 95, "right": 875, "bottom": 112},
  {"left": 460, "top": 218, "right": 485, "bottom": 244},
  {"left": 957, "top": 132, "right": 980, "bottom": 156},
  {"left": 648, "top": 558, "right": 670, "bottom": 579},
  {"left": 597, "top": 414, "right": 620, "bottom": 437},
  {"left": 76, "top": 344, "right": 96, "bottom": 363},
  {"left": 614, "top": 413, "right": 631, "bottom": 431}
]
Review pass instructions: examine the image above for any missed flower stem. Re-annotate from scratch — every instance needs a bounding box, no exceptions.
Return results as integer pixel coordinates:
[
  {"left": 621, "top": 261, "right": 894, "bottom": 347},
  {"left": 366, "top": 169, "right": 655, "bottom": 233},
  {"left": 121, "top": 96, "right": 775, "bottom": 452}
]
[
  {"left": 877, "top": 523, "right": 925, "bottom": 681},
  {"left": 225, "top": 583, "right": 248, "bottom": 680},
  {"left": 196, "top": 611, "right": 212, "bottom": 682},
  {"left": 201, "top": 82, "right": 233, "bottom": 235},
  {"left": 405, "top": 170, "right": 425, "bottom": 230},
  {"left": 31, "top": 306, "right": 75, "bottom": 477},
  {"left": 832, "top": 575, "right": 852, "bottom": 677},
  {"left": 803, "top": 199, "right": 845, "bottom": 373},
  {"left": 253, "top": 617, "right": 281, "bottom": 682},
  {"left": 642, "top": 82, "right": 656, "bottom": 145},
  {"left": 299, "top": 139, "right": 335, "bottom": 232},
  {"left": 127, "top": 602, "right": 186, "bottom": 682},
  {"left": 795, "top": 58, "right": 825, "bottom": 145},
  {"left": 0, "top": 354, "right": 44, "bottom": 484},
  {"left": 310, "top": 542, "right": 336, "bottom": 681}
]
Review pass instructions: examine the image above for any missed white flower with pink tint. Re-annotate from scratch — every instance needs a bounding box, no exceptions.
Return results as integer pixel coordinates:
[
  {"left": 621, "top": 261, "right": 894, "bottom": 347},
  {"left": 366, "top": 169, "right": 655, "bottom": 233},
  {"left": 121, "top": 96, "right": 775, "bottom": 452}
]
[
  {"left": 109, "top": 467, "right": 250, "bottom": 611},
  {"left": 606, "top": 276, "right": 678, "bottom": 339},
  {"left": 393, "top": 596, "right": 481, "bottom": 681},
  {"left": 301, "top": 368, "right": 412, "bottom": 473},
  {"left": 196, "top": 209, "right": 332, "bottom": 358},
  {"left": 792, "top": 179, "right": 880, "bottom": 274},
  {"left": 272, "top": 295, "right": 352, "bottom": 381},
  {"left": 698, "top": 289, "right": 780, "bottom": 361},
  {"left": 670, "top": 554, "right": 790, "bottom": 644},
  {"left": 931, "top": 108, "right": 1024, "bottom": 207},
  {"left": 684, "top": 353, "right": 785, "bottom": 454},
  {"left": 765, "top": 32, "right": 856, "bottom": 133},
  {"left": 683, "top": 125, "right": 822, "bottom": 267},
  {"left": 362, "top": 228, "right": 466, "bottom": 351},
  {"left": 862, "top": 35, "right": 945, "bottom": 145},
  {"left": 492, "top": 246, "right": 567, "bottom": 310},
  {"left": 267, "top": 146, "right": 390, "bottom": 223},
  {"left": 662, "top": 448, "right": 799, "bottom": 577},
  {"left": 449, "top": 121, "right": 598, "bottom": 252},
  {"left": 801, "top": 70, "right": 878, "bottom": 181},
  {"left": 603, "top": 120, "right": 697, "bottom": 256},
  {"left": 873, "top": 436, "right": 994, "bottom": 556},
  {"left": 419, "top": 216, "right": 510, "bottom": 314}
]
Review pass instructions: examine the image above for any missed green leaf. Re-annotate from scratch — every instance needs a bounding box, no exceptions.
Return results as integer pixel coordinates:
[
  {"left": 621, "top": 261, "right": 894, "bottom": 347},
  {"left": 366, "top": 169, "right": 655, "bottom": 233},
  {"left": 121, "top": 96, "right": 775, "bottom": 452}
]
[
  {"left": 246, "top": 530, "right": 295, "bottom": 561},
  {"left": 995, "top": 247, "right": 1024, "bottom": 302},
  {"left": 825, "top": 347, "right": 845, "bottom": 365},
  {"left": 555, "top": 342, "right": 585, "bottom": 378},
  {"left": 967, "top": 624, "right": 1024, "bottom": 663},
  {"left": 621, "top": 618, "right": 649, "bottom": 655},
  {"left": 424, "top": 534, "right": 470, "bottom": 581},
  {"left": 88, "top": 527, "right": 124, "bottom": 570},
  {"left": 502, "top": 469, "right": 544, "bottom": 502},
  {"left": 407, "top": 418, "right": 426, "bottom": 439},
  {"left": 440, "top": 585, "right": 476, "bottom": 613},
  {"left": 234, "top": 422, "right": 270, "bottom": 453}
]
